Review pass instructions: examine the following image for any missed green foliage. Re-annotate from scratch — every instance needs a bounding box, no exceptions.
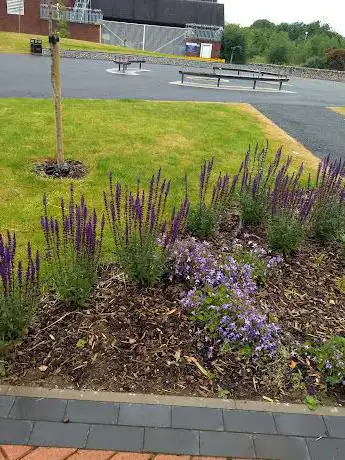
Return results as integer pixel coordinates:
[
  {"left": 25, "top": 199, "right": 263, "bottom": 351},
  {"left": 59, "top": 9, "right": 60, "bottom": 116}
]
[
  {"left": 187, "top": 205, "right": 218, "bottom": 240},
  {"left": 221, "top": 24, "right": 246, "bottom": 64},
  {"left": 304, "top": 395, "right": 320, "bottom": 411},
  {"left": 232, "top": 247, "right": 269, "bottom": 284},
  {"left": 304, "top": 55, "right": 326, "bottom": 68},
  {"left": 224, "top": 20, "right": 345, "bottom": 68},
  {"left": 116, "top": 233, "right": 167, "bottom": 287},
  {"left": 340, "top": 234, "right": 345, "bottom": 261},
  {"left": 326, "top": 48, "right": 345, "bottom": 70},
  {"left": 46, "top": 252, "right": 97, "bottom": 306},
  {"left": 239, "top": 193, "right": 267, "bottom": 226},
  {"left": 267, "top": 41, "right": 290, "bottom": 64},
  {"left": 268, "top": 214, "right": 305, "bottom": 254},
  {"left": 312, "top": 199, "right": 345, "bottom": 244},
  {"left": 56, "top": 0, "right": 69, "bottom": 38},
  {"left": 1, "top": 290, "right": 36, "bottom": 343},
  {"left": 307, "top": 337, "right": 345, "bottom": 386}
]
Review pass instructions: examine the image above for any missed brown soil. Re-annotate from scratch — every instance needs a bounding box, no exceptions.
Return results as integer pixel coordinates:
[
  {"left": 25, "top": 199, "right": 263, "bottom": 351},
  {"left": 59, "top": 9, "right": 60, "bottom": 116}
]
[
  {"left": 1, "top": 220, "right": 345, "bottom": 405},
  {"left": 33, "top": 159, "right": 87, "bottom": 179}
]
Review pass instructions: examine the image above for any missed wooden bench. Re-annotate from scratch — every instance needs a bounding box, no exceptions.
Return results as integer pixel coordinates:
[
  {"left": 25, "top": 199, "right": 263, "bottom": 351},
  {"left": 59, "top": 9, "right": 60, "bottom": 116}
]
[
  {"left": 213, "top": 66, "right": 287, "bottom": 79},
  {"left": 179, "top": 70, "right": 289, "bottom": 91},
  {"left": 113, "top": 57, "right": 146, "bottom": 73}
]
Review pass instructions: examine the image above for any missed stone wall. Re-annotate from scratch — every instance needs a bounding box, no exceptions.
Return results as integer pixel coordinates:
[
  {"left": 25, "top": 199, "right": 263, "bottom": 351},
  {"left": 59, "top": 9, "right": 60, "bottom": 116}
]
[
  {"left": 41, "top": 49, "right": 345, "bottom": 81},
  {"left": 42, "top": 48, "right": 223, "bottom": 68}
]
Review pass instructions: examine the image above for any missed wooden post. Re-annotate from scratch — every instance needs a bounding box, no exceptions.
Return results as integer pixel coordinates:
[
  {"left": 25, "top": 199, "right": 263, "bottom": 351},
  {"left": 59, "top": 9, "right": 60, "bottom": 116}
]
[{"left": 48, "top": 0, "right": 64, "bottom": 168}]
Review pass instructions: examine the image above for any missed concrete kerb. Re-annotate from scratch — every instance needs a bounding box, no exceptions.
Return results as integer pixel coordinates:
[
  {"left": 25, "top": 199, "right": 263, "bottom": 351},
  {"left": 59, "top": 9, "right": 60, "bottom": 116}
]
[{"left": 0, "top": 385, "right": 344, "bottom": 417}]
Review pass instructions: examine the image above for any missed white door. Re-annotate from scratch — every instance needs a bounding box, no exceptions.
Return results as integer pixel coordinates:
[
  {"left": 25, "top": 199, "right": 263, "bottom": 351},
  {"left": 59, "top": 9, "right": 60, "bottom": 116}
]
[{"left": 200, "top": 43, "right": 213, "bottom": 59}]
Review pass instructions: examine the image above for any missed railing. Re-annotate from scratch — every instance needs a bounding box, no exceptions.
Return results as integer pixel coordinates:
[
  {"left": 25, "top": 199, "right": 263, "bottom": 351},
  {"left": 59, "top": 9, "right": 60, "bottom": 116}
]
[{"left": 40, "top": 4, "right": 103, "bottom": 25}]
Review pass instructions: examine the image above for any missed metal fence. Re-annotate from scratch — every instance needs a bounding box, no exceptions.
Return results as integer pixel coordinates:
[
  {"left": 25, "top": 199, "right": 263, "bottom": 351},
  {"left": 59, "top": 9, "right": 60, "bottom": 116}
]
[
  {"left": 101, "top": 21, "right": 187, "bottom": 55},
  {"left": 40, "top": 4, "right": 103, "bottom": 24}
]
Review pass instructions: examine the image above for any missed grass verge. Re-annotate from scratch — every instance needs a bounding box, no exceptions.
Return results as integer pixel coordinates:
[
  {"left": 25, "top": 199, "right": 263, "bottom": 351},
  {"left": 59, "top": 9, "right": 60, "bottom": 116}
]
[
  {"left": 0, "top": 98, "right": 317, "bottom": 257},
  {"left": 0, "top": 31, "right": 223, "bottom": 62}
]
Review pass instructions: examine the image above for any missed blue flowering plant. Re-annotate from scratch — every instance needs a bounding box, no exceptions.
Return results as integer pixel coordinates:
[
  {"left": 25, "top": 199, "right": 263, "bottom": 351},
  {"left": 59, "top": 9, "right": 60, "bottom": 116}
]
[
  {"left": 304, "top": 336, "right": 345, "bottom": 387},
  {"left": 0, "top": 232, "right": 40, "bottom": 343},
  {"left": 232, "top": 238, "right": 283, "bottom": 284},
  {"left": 268, "top": 162, "right": 314, "bottom": 254},
  {"left": 187, "top": 158, "right": 238, "bottom": 240},
  {"left": 170, "top": 237, "right": 281, "bottom": 362},
  {"left": 237, "top": 144, "right": 285, "bottom": 226},
  {"left": 41, "top": 185, "right": 105, "bottom": 306},
  {"left": 311, "top": 156, "right": 345, "bottom": 243},
  {"left": 104, "top": 170, "right": 189, "bottom": 286}
]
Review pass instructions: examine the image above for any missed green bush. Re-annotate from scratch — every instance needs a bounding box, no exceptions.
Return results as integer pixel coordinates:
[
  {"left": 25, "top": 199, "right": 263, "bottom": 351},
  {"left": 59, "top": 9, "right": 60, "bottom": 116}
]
[
  {"left": 304, "top": 55, "right": 326, "bottom": 68},
  {"left": 268, "top": 214, "right": 305, "bottom": 254},
  {"left": 326, "top": 48, "right": 345, "bottom": 71},
  {"left": 312, "top": 199, "right": 345, "bottom": 244},
  {"left": 187, "top": 205, "right": 218, "bottom": 240},
  {"left": 306, "top": 336, "right": 345, "bottom": 386},
  {"left": 239, "top": 193, "right": 268, "bottom": 226}
]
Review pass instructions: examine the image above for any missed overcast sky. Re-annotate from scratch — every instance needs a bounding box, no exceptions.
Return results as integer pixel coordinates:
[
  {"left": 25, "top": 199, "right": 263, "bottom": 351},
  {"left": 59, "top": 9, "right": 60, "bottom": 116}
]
[{"left": 223, "top": 0, "right": 345, "bottom": 36}]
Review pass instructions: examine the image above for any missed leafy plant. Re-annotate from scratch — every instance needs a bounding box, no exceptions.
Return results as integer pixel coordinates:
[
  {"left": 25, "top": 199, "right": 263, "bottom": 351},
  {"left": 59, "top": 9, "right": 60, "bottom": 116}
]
[
  {"left": 187, "top": 159, "right": 237, "bottom": 240},
  {"left": 0, "top": 232, "right": 40, "bottom": 343},
  {"left": 268, "top": 161, "right": 313, "bottom": 254},
  {"left": 268, "top": 214, "right": 305, "bottom": 255},
  {"left": 41, "top": 185, "right": 104, "bottom": 306},
  {"left": 306, "top": 336, "right": 345, "bottom": 387},
  {"left": 311, "top": 156, "right": 345, "bottom": 243},
  {"left": 232, "top": 241, "right": 282, "bottom": 284},
  {"left": 104, "top": 170, "right": 189, "bottom": 286},
  {"left": 237, "top": 145, "right": 286, "bottom": 226},
  {"left": 171, "top": 237, "right": 281, "bottom": 362},
  {"left": 304, "top": 395, "right": 320, "bottom": 411}
]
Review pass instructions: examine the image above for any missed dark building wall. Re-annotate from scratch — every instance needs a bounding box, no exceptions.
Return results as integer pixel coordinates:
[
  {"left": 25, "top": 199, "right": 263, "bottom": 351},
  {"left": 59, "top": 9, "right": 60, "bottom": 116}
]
[
  {"left": 0, "top": 0, "right": 100, "bottom": 42},
  {"left": 91, "top": 0, "right": 224, "bottom": 27}
]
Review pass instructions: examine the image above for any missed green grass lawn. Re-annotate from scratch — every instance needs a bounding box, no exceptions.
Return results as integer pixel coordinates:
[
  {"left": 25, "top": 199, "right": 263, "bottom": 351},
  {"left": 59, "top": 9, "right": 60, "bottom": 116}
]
[
  {"left": 0, "top": 31, "right": 223, "bottom": 61},
  {"left": 0, "top": 98, "right": 317, "bottom": 259}
]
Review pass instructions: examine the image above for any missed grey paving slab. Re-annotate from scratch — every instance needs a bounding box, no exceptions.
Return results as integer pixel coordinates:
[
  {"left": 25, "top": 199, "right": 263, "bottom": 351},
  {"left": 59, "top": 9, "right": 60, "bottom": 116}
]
[
  {"left": 171, "top": 406, "right": 223, "bottom": 431},
  {"left": 307, "top": 437, "right": 345, "bottom": 460},
  {"left": 323, "top": 415, "right": 345, "bottom": 438},
  {"left": 199, "top": 431, "right": 255, "bottom": 458},
  {"left": 9, "top": 397, "right": 67, "bottom": 422},
  {"left": 118, "top": 403, "right": 171, "bottom": 428},
  {"left": 0, "top": 419, "right": 33, "bottom": 444},
  {"left": 0, "top": 395, "right": 15, "bottom": 417},
  {"left": 9, "top": 397, "right": 67, "bottom": 421},
  {"left": 223, "top": 409, "right": 277, "bottom": 434},
  {"left": 254, "top": 434, "right": 310, "bottom": 460},
  {"left": 274, "top": 412, "right": 327, "bottom": 437},
  {"left": 87, "top": 425, "right": 144, "bottom": 452},
  {"left": 28, "top": 421, "right": 89, "bottom": 448},
  {"left": 66, "top": 400, "right": 119, "bottom": 424},
  {"left": 144, "top": 427, "right": 199, "bottom": 455}
]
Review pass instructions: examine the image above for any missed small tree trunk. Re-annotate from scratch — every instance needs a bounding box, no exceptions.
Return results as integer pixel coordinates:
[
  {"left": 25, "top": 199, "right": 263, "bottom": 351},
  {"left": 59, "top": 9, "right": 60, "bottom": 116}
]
[
  {"left": 51, "top": 39, "right": 64, "bottom": 167},
  {"left": 48, "top": 0, "right": 64, "bottom": 168}
]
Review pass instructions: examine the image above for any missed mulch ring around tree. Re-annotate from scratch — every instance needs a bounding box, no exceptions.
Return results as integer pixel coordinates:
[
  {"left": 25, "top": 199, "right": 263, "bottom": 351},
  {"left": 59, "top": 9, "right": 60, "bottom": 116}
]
[
  {"left": 1, "top": 219, "right": 345, "bottom": 406},
  {"left": 33, "top": 159, "right": 87, "bottom": 179}
]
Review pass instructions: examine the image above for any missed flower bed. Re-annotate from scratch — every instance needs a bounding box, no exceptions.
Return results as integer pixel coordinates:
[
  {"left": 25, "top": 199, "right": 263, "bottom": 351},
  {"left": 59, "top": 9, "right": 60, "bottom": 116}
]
[{"left": 1, "top": 145, "right": 345, "bottom": 408}]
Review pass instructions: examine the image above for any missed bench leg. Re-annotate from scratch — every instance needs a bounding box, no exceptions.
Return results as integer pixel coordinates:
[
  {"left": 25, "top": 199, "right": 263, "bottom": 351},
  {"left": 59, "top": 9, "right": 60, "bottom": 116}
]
[
  {"left": 279, "top": 81, "right": 283, "bottom": 90},
  {"left": 139, "top": 62, "right": 142, "bottom": 70},
  {"left": 181, "top": 73, "right": 184, "bottom": 84},
  {"left": 253, "top": 80, "right": 257, "bottom": 90},
  {"left": 118, "top": 63, "right": 121, "bottom": 72},
  {"left": 217, "top": 77, "right": 220, "bottom": 88}
]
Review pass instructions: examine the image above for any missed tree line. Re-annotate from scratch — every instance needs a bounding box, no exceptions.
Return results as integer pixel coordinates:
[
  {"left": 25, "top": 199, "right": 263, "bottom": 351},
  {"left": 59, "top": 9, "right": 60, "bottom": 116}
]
[{"left": 221, "top": 19, "right": 345, "bottom": 70}]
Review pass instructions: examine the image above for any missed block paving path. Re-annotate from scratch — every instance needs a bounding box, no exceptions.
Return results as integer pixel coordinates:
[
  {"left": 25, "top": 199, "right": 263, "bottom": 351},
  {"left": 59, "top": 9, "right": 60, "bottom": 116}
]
[{"left": 1, "top": 391, "right": 345, "bottom": 460}]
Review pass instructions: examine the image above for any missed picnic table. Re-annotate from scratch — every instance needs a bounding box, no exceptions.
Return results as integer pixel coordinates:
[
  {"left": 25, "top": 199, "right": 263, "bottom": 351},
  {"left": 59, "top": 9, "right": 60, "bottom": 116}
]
[{"left": 113, "top": 57, "right": 146, "bottom": 72}]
